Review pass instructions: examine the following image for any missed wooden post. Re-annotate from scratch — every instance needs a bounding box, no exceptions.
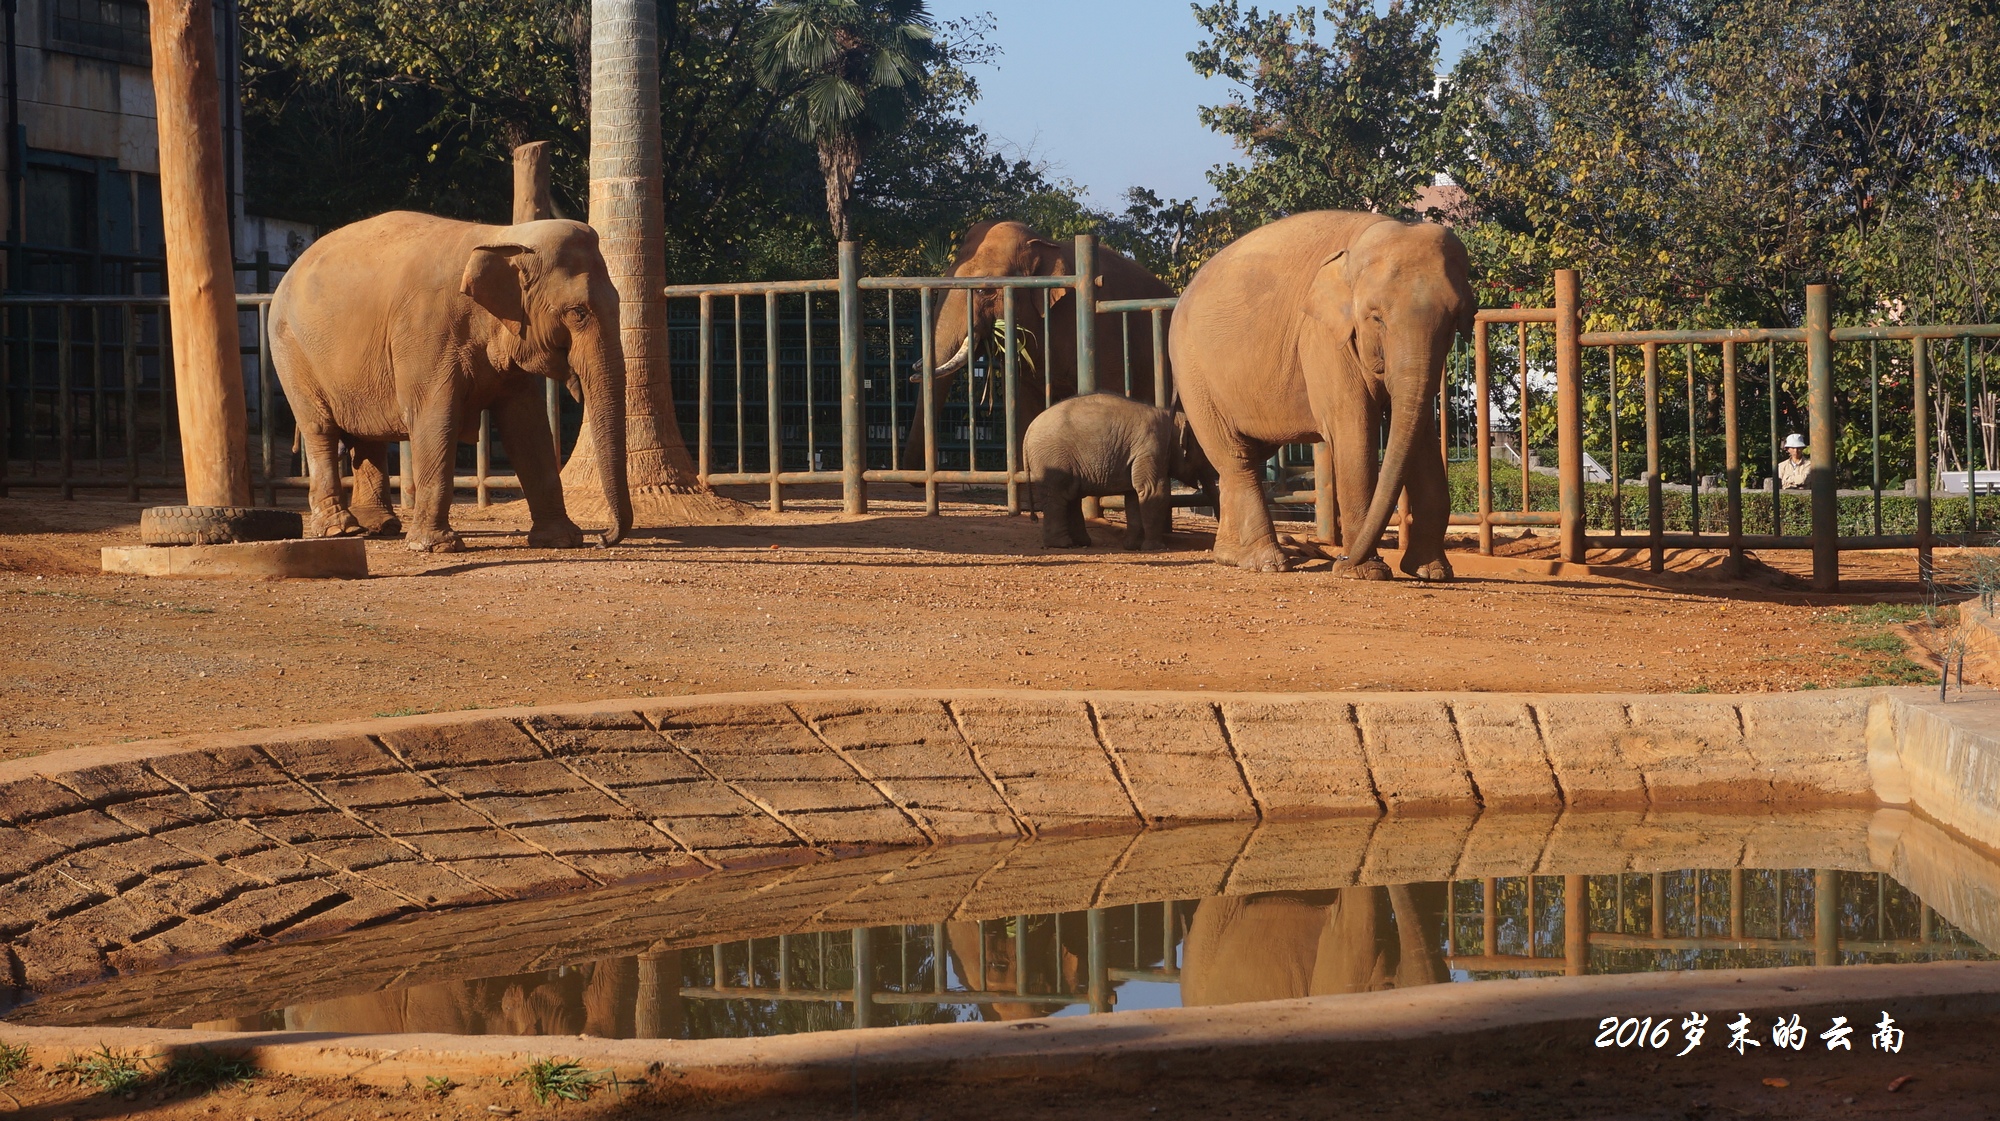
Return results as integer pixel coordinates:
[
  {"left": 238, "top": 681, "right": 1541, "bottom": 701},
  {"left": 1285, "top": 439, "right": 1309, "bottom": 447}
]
[
  {"left": 1554, "top": 270, "right": 1585, "bottom": 562},
  {"left": 148, "top": 0, "right": 250, "bottom": 507},
  {"left": 512, "top": 141, "right": 554, "bottom": 223}
]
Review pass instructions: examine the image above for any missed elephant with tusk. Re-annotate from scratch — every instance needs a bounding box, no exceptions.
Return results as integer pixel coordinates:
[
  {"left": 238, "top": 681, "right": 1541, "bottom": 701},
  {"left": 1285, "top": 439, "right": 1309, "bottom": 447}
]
[
  {"left": 270, "top": 212, "right": 633, "bottom": 553},
  {"left": 903, "top": 220, "right": 1176, "bottom": 468},
  {"left": 1170, "top": 212, "right": 1476, "bottom": 578}
]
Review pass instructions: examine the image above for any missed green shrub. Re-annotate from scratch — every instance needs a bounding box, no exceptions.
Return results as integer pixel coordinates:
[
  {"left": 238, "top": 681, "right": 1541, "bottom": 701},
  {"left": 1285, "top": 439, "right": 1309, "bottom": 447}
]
[
  {"left": 515, "top": 1058, "right": 603, "bottom": 1105},
  {"left": 52, "top": 1047, "right": 148, "bottom": 1094},
  {"left": 0, "top": 1041, "right": 29, "bottom": 1084},
  {"left": 162, "top": 1049, "right": 255, "bottom": 1091}
]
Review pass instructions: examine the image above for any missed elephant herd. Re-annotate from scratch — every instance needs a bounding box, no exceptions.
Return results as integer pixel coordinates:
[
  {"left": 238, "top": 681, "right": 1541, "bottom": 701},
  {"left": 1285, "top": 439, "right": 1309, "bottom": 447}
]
[{"left": 271, "top": 207, "right": 1475, "bottom": 580}]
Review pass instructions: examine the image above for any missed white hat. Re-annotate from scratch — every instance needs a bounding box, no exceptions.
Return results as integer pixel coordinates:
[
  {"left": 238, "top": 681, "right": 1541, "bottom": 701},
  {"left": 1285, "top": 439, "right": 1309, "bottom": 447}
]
[{"left": 1783, "top": 433, "right": 1808, "bottom": 449}]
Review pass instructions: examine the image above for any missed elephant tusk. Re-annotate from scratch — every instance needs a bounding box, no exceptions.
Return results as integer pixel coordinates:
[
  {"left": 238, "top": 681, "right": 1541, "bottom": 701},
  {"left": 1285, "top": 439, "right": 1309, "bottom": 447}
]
[{"left": 933, "top": 336, "right": 971, "bottom": 375}]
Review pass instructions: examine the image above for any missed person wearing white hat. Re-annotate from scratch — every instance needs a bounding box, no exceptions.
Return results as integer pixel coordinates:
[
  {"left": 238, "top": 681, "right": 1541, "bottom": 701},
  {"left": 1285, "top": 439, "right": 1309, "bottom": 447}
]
[{"left": 1778, "top": 433, "right": 1811, "bottom": 489}]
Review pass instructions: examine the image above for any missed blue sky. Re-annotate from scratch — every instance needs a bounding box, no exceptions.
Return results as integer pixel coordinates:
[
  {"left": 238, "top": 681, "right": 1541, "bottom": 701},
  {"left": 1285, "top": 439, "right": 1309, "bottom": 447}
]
[{"left": 927, "top": 2, "right": 1470, "bottom": 208}]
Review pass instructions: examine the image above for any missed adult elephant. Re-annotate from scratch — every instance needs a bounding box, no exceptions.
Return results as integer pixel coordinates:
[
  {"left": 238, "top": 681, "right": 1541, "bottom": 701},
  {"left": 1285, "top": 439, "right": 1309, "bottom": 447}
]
[
  {"left": 902, "top": 220, "right": 1175, "bottom": 467},
  {"left": 1170, "top": 212, "right": 1475, "bottom": 578},
  {"left": 270, "top": 212, "right": 632, "bottom": 553},
  {"left": 1179, "top": 885, "right": 1448, "bottom": 1006}
]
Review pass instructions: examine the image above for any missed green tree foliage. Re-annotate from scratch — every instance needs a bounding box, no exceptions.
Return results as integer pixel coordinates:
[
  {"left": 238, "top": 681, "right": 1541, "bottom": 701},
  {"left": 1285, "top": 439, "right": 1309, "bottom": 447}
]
[
  {"left": 752, "top": 0, "right": 937, "bottom": 243},
  {"left": 241, "top": 1, "right": 1086, "bottom": 279}
]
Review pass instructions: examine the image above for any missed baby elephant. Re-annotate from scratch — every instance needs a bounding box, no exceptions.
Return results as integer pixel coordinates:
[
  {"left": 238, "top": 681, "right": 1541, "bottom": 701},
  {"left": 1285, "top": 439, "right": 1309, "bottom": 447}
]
[{"left": 1025, "top": 393, "right": 1216, "bottom": 550}]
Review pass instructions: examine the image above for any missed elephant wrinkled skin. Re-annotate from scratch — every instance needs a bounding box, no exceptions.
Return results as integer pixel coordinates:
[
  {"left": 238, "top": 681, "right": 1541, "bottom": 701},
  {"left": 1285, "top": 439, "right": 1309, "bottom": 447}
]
[
  {"left": 1024, "top": 393, "right": 1217, "bottom": 550},
  {"left": 1169, "top": 212, "right": 1475, "bottom": 578},
  {"left": 270, "top": 212, "right": 633, "bottom": 553}
]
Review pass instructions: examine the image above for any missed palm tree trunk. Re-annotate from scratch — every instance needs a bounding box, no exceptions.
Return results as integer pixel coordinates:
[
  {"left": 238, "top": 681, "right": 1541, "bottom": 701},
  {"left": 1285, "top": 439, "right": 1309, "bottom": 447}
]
[
  {"left": 564, "top": 0, "right": 737, "bottom": 521},
  {"left": 819, "top": 133, "right": 860, "bottom": 243}
]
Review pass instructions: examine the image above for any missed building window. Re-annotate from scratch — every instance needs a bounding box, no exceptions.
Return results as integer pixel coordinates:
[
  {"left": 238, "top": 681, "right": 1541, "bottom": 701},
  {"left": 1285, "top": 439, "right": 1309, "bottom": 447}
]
[
  {"left": 24, "top": 165, "right": 96, "bottom": 250},
  {"left": 48, "top": 0, "right": 151, "bottom": 67}
]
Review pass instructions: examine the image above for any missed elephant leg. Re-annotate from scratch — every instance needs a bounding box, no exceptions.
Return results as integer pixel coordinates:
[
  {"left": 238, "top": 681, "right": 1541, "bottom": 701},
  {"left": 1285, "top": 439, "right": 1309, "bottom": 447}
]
[
  {"left": 1211, "top": 438, "right": 1285, "bottom": 572},
  {"left": 347, "top": 440, "right": 401, "bottom": 537},
  {"left": 403, "top": 390, "right": 464, "bottom": 554},
  {"left": 1323, "top": 379, "right": 1392, "bottom": 581},
  {"left": 300, "top": 425, "right": 361, "bottom": 538},
  {"left": 1120, "top": 488, "right": 1145, "bottom": 550},
  {"left": 1397, "top": 412, "right": 1454, "bottom": 581},
  {"left": 493, "top": 381, "right": 585, "bottom": 548},
  {"left": 1136, "top": 479, "right": 1172, "bottom": 551}
]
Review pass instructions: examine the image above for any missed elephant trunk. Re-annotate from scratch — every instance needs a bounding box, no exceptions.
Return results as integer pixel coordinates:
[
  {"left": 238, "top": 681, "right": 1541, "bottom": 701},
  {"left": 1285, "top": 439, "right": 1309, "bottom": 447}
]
[
  {"left": 576, "top": 335, "right": 632, "bottom": 543},
  {"left": 929, "top": 288, "right": 979, "bottom": 377},
  {"left": 1341, "top": 359, "right": 1428, "bottom": 567}
]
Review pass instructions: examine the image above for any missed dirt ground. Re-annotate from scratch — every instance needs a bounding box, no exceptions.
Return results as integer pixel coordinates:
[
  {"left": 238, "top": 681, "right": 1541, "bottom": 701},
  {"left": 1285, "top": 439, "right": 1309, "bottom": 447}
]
[
  {"left": 0, "top": 487, "right": 1959, "bottom": 764},
  {"left": 0, "top": 1008, "right": 1993, "bottom": 1120}
]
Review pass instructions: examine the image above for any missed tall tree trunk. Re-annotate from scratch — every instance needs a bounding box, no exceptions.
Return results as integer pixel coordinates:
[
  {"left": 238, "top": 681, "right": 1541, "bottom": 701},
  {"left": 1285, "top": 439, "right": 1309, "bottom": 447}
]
[
  {"left": 819, "top": 133, "right": 860, "bottom": 243},
  {"left": 564, "top": 0, "right": 740, "bottom": 523}
]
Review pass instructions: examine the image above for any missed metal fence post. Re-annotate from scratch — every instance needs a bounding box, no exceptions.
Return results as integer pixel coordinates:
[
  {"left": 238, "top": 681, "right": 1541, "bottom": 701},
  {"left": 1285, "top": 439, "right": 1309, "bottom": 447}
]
[
  {"left": 1806, "top": 284, "right": 1837, "bottom": 592},
  {"left": 1644, "top": 342, "right": 1662, "bottom": 572},
  {"left": 1722, "top": 341, "right": 1742, "bottom": 575},
  {"left": 838, "top": 241, "right": 866, "bottom": 515},
  {"left": 1087, "top": 908, "right": 1110, "bottom": 1014},
  {"left": 1075, "top": 235, "right": 1099, "bottom": 521},
  {"left": 1564, "top": 874, "right": 1588, "bottom": 977},
  {"left": 1474, "top": 317, "right": 1492, "bottom": 554},
  {"left": 1914, "top": 339, "right": 1932, "bottom": 583},
  {"left": 1553, "top": 269, "right": 1584, "bottom": 562},
  {"left": 851, "top": 925, "right": 873, "bottom": 1029}
]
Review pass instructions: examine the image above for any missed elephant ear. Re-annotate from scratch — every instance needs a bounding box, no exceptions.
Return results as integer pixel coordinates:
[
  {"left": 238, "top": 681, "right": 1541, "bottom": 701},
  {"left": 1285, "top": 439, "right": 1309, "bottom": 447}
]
[
  {"left": 1028, "top": 237, "right": 1074, "bottom": 308},
  {"left": 460, "top": 243, "right": 536, "bottom": 329}
]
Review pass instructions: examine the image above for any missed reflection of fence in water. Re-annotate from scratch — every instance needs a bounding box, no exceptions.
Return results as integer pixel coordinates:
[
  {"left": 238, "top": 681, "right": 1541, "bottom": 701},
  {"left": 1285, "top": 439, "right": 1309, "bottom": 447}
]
[
  {"left": 678, "top": 901, "right": 1185, "bottom": 1036},
  {"left": 1447, "top": 869, "right": 1992, "bottom": 977}
]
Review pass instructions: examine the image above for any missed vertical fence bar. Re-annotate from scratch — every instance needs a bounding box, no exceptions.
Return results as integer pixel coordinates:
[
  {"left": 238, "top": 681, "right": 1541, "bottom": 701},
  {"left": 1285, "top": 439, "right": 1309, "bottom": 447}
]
[
  {"left": 1013, "top": 915, "right": 1029, "bottom": 996},
  {"left": 1686, "top": 344, "right": 1699, "bottom": 535},
  {"left": 258, "top": 302, "right": 275, "bottom": 505},
  {"left": 25, "top": 306, "right": 38, "bottom": 479},
  {"left": 1609, "top": 346, "right": 1620, "bottom": 535},
  {"left": 1120, "top": 311, "right": 1132, "bottom": 397},
  {"left": 160, "top": 310, "right": 175, "bottom": 480},
  {"left": 734, "top": 294, "right": 746, "bottom": 474},
  {"left": 1914, "top": 339, "right": 1932, "bottom": 582},
  {"left": 1151, "top": 308, "right": 1167, "bottom": 409},
  {"left": 1554, "top": 270, "right": 1584, "bottom": 562},
  {"left": 804, "top": 293, "right": 816, "bottom": 472},
  {"left": 1723, "top": 341, "right": 1742, "bottom": 574},
  {"left": 57, "top": 307, "right": 72, "bottom": 499},
  {"left": 839, "top": 241, "right": 865, "bottom": 514},
  {"left": 1564, "top": 874, "right": 1588, "bottom": 977},
  {"left": 1003, "top": 285, "right": 1020, "bottom": 515},
  {"left": 766, "top": 292, "right": 781, "bottom": 513},
  {"left": 475, "top": 410, "right": 491, "bottom": 507},
  {"left": 1730, "top": 869, "right": 1744, "bottom": 940},
  {"left": 1650, "top": 873, "right": 1664, "bottom": 939},
  {"left": 122, "top": 306, "right": 138, "bottom": 501},
  {"left": 1967, "top": 336, "right": 1979, "bottom": 537},
  {"left": 887, "top": 289, "right": 898, "bottom": 471},
  {"left": 1805, "top": 285, "right": 1837, "bottom": 591},
  {"left": 0, "top": 305, "right": 9, "bottom": 498},
  {"left": 1768, "top": 344, "right": 1781, "bottom": 537},
  {"left": 1644, "top": 342, "right": 1662, "bottom": 573},
  {"left": 1518, "top": 318, "right": 1529, "bottom": 514},
  {"left": 851, "top": 926, "right": 873, "bottom": 1029},
  {"left": 697, "top": 293, "right": 712, "bottom": 482},
  {"left": 1087, "top": 908, "right": 1110, "bottom": 1014},
  {"left": 90, "top": 307, "right": 103, "bottom": 483},
  {"left": 921, "top": 287, "right": 938, "bottom": 516},
  {"left": 1076, "top": 236, "right": 1099, "bottom": 522},
  {"left": 1474, "top": 319, "right": 1492, "bottom": 554},
  {"left": 1870, "top": 341, "right": 1882, "bottom": 536},
  {"left": 1042, "top": 289, "right": 1053, "bottom": 409},
  {"left": 1814, "top": 869, "right": 1838, "bottom": 967}
]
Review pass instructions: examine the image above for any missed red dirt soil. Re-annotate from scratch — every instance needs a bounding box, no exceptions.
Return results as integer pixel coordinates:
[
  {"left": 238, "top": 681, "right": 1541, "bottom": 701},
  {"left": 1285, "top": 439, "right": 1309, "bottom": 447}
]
[{"left": 0, "top": 488, "right": 1954, "bottom": 764}]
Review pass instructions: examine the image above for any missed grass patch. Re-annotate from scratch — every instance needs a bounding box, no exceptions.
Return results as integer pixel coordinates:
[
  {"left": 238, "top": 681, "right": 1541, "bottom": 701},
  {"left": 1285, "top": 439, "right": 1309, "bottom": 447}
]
[
  {"left": 0, "top": 1041, "right": 30, "bottom": 1084},
  {"left": 1825, "top": 603, "right": 1932, "bottom": 626},
  {"left": 52, "top": 1046, "right": 148, "bottom": 1094},
  {"left": 372, "top": 707, "right": 428, "bottom": 718},
  {"left": 162, "top": 1049, "right": 255, "bottom": 1091},
  {"left": 1844, "top": 656, "right": 1936, "bottom": 688},
  {"left": 1839, "top": 630, "right": 1910, "bottom": 655},
  {"left": 424, "top": 1075, "right": 459, "bottom": 1096},
  {"left": 516, "top": 1058, "right": 604, "bottom": 1105}
]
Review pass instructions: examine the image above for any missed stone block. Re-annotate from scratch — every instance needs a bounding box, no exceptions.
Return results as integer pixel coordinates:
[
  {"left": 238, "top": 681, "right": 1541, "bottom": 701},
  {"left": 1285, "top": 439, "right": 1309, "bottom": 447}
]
[
  {"left": 240, "top": 810, "right": 373, "bottom": 845},
  {"left": 563, "top": 750, "right": 707, "bottom": 788},
  {"left": 616, "top": 781, "right": 761, "bottom": 819},
  {"left": 197, "top": 782, "right": 326, "bottom": 817},
  {"left": 110, "top": 917, "right": 239, "bottom": 973},
  {"left": 989, "top": 771, "right": 1139, "bottom": 824},
  {"left": 951, "top": 832, "right": 1135, "bottom": 920},
  {"left": 1454, "top": 811, "right": 1560, "bottom": 880},
  {"left": 566, "top": 849, "right": 701, "bottom": 885},
  {"left": 796, "top": 700, "right": 964, "bottom": 751},
  {"left": 439, "top": 857, "right": 592, "bottom": 898},
  {"left": 510, "top": 819, "right": 673, "bottom": 855},
  {"left": 1358, "top": 814, "right": 1474, "bottom": 885},
  {"left": 1093, "top": 700, "right": 1231, "bottom": 754},
  {"left": 51, "top": 759, "right": 176, "bottom": 804},
  {"left": 9, "top": 927, "right": 110, "bottom": 992},
  {"left": 0, "top": 869, "right": 107, "bottom": 936},
  {"left": 899, "top": 808, "right": 1020, "bottom": 842},
  {"left": 660, "top": 813, "right": 802, "bottom": 851},
  {"left": 116, "top": 862, "right": 267, "bottom": 918},
  {"left": 1740, "top": 693, "right": 1877, "bottom": 802},
  {"left": 784, "top": 806, "right": 930, "bottom": 849},
  {"left": 837, "top": 741, "right": 981, "bottom": 780},
  {"left": 428, "top": 759, "right": 597, "bottom": 798},
  {"left": 296, "top": 836, "right": 417, "bottom": 872},
  {"left": 199, "top": 880, "right": 349, "bottom": 938},
  {"left": 1355, "top": 700, "right": 1480, "bottom": 812},
  {"left": 148, "top": 745, "right": 287, "bottom": 791},
  {"left": 308, "top": 771, "right": 450, "bottom": 810},
  {"left": 1218, "top": 699, "right": 1377, "bottom": 818},
  {"left": 359, "top": 861, "right": 498, "bottom": 908},
  {"left": 1110, "top": 751, "right": 1256, "bottom": 822},
  {"left": 664, "top": 719, "right": 825, "bottom": 758},
  {"left": 1449, "top": 700, "right": 1562, "bottom": 810},
  {"left": 1530, "top": 698, "right": 1648, "bottom": 807},
  {"left": 224, "top": 845, "right": 320, "bottom": 884},
  {"left": 1094, "top": 822, "right": 1248, "bottom": 906},
  {"left": 0, "top": 777, "right": 89, "bottom": 824},
  {"left": 647, "top": 701, "right": 799, "bottom": 729},
  {"left": 358, "top": 800, "right": 496, "bottom": 836},
  {"left": 466, "top": 790, "right": 628, "bottom": 826},
  {"left": 951, "top": 697, "right": 1098, "bottom": 752},
  {"left": 1622, "top": 699, "right": 1769, "bottom": 804},
  {"left": 156, "top": 821, "right": 273, "bottom": 862},
  {"left": 94, "top": 835, "right": 206, "bottom": 875},
  {"left": 380, "top": 719, "right": 549, "bottom": 769},
  {"left": 732, "top": 778, "right": 890, "bottom": 813},
  {"left": 1538, "top": 810, "right": 1648, "bottom": 874},
  {"left": 23, "top": 809, "right": 140, "bottom": 850},
  {"left": 871, "top": 776, "right": 1012, "bottom": 816},
  {"left": 102, "top": 793, "right": 213, "bottom": 834},
  {"left": 399, "top": 829, "right": 543, "bottom": 862},
  {"left": 0, "top": 825, "right": 68, "bottom": 881},
  {"left": 260, "top": 735, "right": 404, "bottom": 781}
]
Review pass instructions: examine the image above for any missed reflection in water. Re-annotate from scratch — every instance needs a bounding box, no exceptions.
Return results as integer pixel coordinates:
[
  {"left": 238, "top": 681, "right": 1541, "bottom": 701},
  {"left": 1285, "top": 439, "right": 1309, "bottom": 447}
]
[{"left": 181, "top": 868, "right": 1993, "bottom": 1040}]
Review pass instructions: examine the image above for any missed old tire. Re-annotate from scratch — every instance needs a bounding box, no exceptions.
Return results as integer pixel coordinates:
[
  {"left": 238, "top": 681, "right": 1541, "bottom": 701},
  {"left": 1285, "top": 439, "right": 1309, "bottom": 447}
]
[{"left": 140, "top": 506, "right": 304, "bottom": 546}]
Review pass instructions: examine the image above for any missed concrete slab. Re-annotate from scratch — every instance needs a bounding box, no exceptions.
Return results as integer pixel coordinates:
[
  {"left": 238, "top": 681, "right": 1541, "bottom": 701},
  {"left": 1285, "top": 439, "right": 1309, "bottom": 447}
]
[{"left": 100, "top": 538, "right": 368, "bottom": 579}]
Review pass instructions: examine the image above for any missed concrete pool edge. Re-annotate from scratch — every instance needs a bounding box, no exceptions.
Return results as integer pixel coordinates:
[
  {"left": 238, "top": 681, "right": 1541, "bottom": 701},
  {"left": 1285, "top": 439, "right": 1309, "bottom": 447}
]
[
  {"left": 1, "top": 960, "right": 1996, "bottom": 1091},
  {"left": 3, "top": 687, "right": 1998, "bottom": 1007}
]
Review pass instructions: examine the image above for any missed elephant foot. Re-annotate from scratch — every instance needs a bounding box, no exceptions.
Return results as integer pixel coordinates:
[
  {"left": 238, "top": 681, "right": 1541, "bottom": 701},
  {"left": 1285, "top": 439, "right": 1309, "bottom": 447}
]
[
  {"left": 1044, "top": 538, "right": 1090, "bottom": 549},
  {"left": 308, "top": 509, "right": 364, "bottom": 538},
  {"left": 1215, "top": 539, "right": 1288, "bottom": 573},
  {"left": 351, "top": 508, "right": 401, "bottom": 537},
  {"left": 1401, "top": 554, "right": 1455, "bottom": 582},
  {"left": 1333, "top": 555, "right": 1394, "bottom": 581},
  {"left": 527, "top": 519, "right": 587, "bottom": 549},
  {"left": 1139, "top": 539, "right": 1169, "bottom": 553},
  {"left": 405, "top": 529, "right": 465, "bottom": 554}
]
